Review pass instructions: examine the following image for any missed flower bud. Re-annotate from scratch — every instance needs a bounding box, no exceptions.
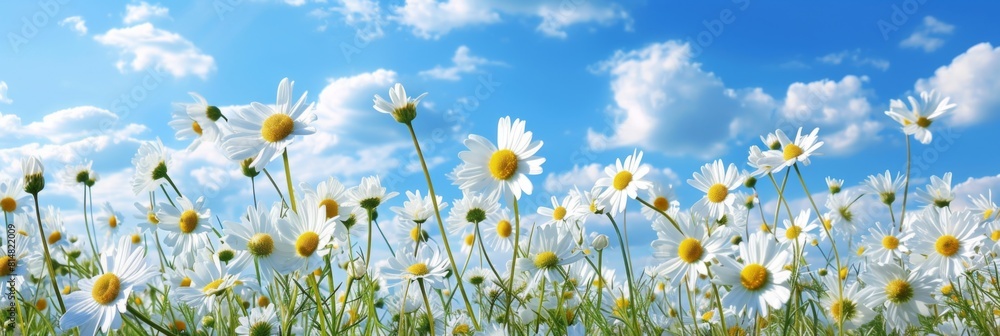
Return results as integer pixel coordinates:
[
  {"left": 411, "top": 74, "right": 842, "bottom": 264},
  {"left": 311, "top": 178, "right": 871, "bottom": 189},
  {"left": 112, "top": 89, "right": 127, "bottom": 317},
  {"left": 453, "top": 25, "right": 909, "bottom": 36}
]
[
  {"left": 592, "top": 234, "right": 609, "bottom": 251},
  {"left": 743, "top": 176, "right": 757, "bottom": 189},
  {"left": 347, "top": 259, "right": 367, "bottom": 279}
]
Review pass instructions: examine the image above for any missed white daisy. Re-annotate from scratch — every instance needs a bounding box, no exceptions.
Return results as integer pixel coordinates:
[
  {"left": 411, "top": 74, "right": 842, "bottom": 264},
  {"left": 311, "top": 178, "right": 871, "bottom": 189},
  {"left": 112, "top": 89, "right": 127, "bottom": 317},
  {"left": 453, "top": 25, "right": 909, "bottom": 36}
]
[
  {"left": 915, "top": 172, "right": 955, "bottom": 208},
  {"left": 170, "top": 92, "right": 223, "bottom": 151},
  {"left": 236, "top": 305, "right": 280, "bottom": 336},
  {"left": 824, "top": 190, "right": 862, "bottom": 235},
  {"left": 825, "top": 176, "right": 843, "bottom": 194},
  {"left": 391, "top": 215, "right": 432, "bottom": 252},
  {"left": 968, "top": 190, "right": 997, "bottom": 222},
  {"left": 0, "top": 224, "right": 40, "bottom": 304},
  {"left": 221, "top": 78, "right": 317, "bottom": 170},
  {"left": 21, "top": 155, "right": 44, "bottom": 195},
  {"left": 130, "top": 138, "right": 170, "bottom": 196},
  {"left": 174, "top": 253, "right": 250, "bottom": 315},
  {"left": 382, "top": 246, "right": 450, "bottom": 289},
  {"left": 747, "top": 145, "right": 781, "bottom": 177},
  {"left": 820, "top": 275, "right": 875, "bottom": 329},
  {"left": 771, "top": 127, "right": 823, "bottom": 170},
  {"left": 515, "top": 224, "right": 583, "bottom": 283},
  {"left": 59, "top": 236, "right": 158, "bottom": 336},
  {"left": 688, "top": 160, "right": 743, "bottom": 220},
  {"left": 60, "top": 160, "right": 98, "bottom": 187},
  {"left": 222, "top": 204, "right": 295, "bottom": 275},
  {"left": 596, "top": 149, "right": 652, "bottom": 215},
  {"left": 302, "top": 177, "right": 350, "bottom": 223},
  {"left": 910, "top": 208, "right": 985, "bottom": 280},
  {"left": 984, "top": 221, "right": 1000, "bottom": 255},
  {"left": 536, "top": 193, "right": 584, "bottom": 226},
  {"left": 346, "top": 175, "right": 399, "bottom": 211},
  {"left": 650, "top": 214, "right": 726, "bottom": 289},
  {"left": 278, "top": 197, "right": 345, "bottom": 273},
  {"left": 391, "top": 190, "right": 446, "bottom": 225},
  {"left": 712, "top": 231, "right": 792, "bottom": 318},
  {"left": 132, "top": 201, "right": 160, "bottom": 234},
  {"left": 156, "top": 196, "right": 213, "bottom": 266},
  {"left": 481, "top": 208, "right": 517, "bottom": 252},
  {"left": 96, "top": 202, "right": 124, "bottom": 238},
  {"left": 775, "top": 209, "right": 819, "bottom": 246},
  {"left": 0, "top": 177, "right": 31, "bottom": 214},
  {"left": 446, "top": 192, "right": 498, "bottom": 236},
  {"left": 454, "top": 116, "right": 545, "bottom": 200},
  {"left": 860, "top": 222, "right": 913, "bottom": 264},
  {"left": 865, "top": 170, "right": 904, "bottom": 206},
  {"left": 372, "top": 82, "right": 427, "bottom": 124},
  {"left": 859, "top": 263, "right": 938, "bottom": 333},
  {"left": 641, "top": 183, "right": 679, "bottom": 221},
  {"left": 884, "top": 90, "right": 956, "bottom": 144}
]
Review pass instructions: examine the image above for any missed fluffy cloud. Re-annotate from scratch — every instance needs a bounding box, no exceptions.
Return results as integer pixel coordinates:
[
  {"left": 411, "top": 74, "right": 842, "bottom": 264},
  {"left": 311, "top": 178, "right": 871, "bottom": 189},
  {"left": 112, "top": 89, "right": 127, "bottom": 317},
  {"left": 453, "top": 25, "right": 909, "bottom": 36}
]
[
  {"left": 420, "top": 46, "right": 501, "bottom": 81},
  {"left": 123, "top": 2, "right": 170, "bottom": 24},
  {"left": 914, "top": 42, "right": 1000, "bottom": 126},
  {"left": 59, "top": 16, "right": 88, "bottom": 35},
  {"left": 586, "top": 41, "right": 774, "bottom": 158},
  {"left": 94, "top": 23, "right": 215, "bottom": 79},
  {"left": 392, "top": 0, "right": 630, "bottom": 39},
  {"left": 0, "top": 81, "right": 10, "bottom": 104},
  {"left": 900, "top": 16, "right": 955, "bottom": 52},
  {"left": 951, "top": 174, "right": 1000, "bottom": 210},
  {"left": 778, "top": 75, "right": 883, "bottom": 155},
  {"left": 817, "top": 49, "right": 890, "bottom": 71}
]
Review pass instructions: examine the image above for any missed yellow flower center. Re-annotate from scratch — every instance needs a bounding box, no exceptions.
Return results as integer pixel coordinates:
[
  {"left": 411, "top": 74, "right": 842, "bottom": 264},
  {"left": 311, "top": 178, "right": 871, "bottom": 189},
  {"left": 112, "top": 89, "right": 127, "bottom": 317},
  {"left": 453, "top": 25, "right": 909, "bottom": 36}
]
[
  {"left": 319, "top": 199, "right": 339, "bottom": 220},
  {"left": 0, "top": 256, "right": 15, "bottom": 276},
  {"left": 760, "top": 223, "right": 771, "bottom": 233},
  {"left": 410, "top": 227, "right": 425, "bottom": 242},
  {"left": 0, "top": 197, "right": 16, "bottom": 213},
  {"left": 487, "top": 149, "right": 519, "bottom": 180},
  {"left": 553, "top": 206, "right": 567, "bottom": 221},
  {"left": 990, "top": 230, "right": 1000, "bottom": 242},
  {"left": 179, "top": 210, "right": 199, "bottom": 233},
  {"left": 830, "top": 299, "right": 857, "bottom": 323},
  {"left": 612, "top": 171, "right": 633, "bottom": 191},
  {"left": 882, "top": 235, "right": 900, "bottom": 250},
  {"left": 464, "top": 233, "right": 475, "bottom": 246},
  {"left": 739, "top": 264, "right": 769, "bottom": 291},
  {"left": 677, "top": 238, "right": 704, "bottom": 263},
  {"left": 916, "top": 116, "right": 931, "bottom": 128},
  {"left": 406, "top": 263, "right": 429, "bottom": 276},
  {"left": 296, "top": 231, "right": 320, "bottom": 257},
  {"left": 48, "top": 231, "right": 62, "bottom": 245},
  {"left": 885, "top": 279, "right": 914, "bottom": 303},
  {"left": 108, "top": 216, "right": 118, "bottom": 229},
  {"left": 935, "top": 235, "right": 960, "bottom": 257},
  {"left": 615, "top": 297, "right": 629, "bottom": 309},
  {"left": 131, "top": 234, "right": 142, "bottom": 244},
  {"left": 783, "top": 143, "right": 804, "bottom": 161},
  {"left": 701, "top": 310, "right": 714, "bottom": 322},
  {"left": 785, "top": 226, "right": 802, "bottom": 240},
  {"left": 261, "top": 113, "right": 295, "bottom": 143},
  {"left": 839, "top": 267, "right": 848, "bottom": 280},
  {"left": 453, "top": 324, "right": 471, "bottom": 335},
  {"left": 592, "top": 278, "right": 605, "bottom": 289},
  {"left": 170, "top": 320, "right": 187, "bottom": 331},
  {"left": 707, "top": 183, "right": 729, "bottom": 203},
  {"left": 257, "top": 295, "right": 270, "bottom": 307},
  {"left": 821, "top": 218, "right": 832, "bottom": 231},
  {"left": 192, "top": 121, "right": 203, "bottom": 136},
  {"left": 35, "top": 298, "right": 47, "bottom": 311},
  {"left": 534, "top": 251, "right": 559, "bottom": 269},
  {"left": 180, "top": 277, "right": 192, "bottom": 287},
  {"left": 941, "top": 284, "right": 953, "bottom": 295},
  {"left": 91, "top": 273, "right": 121, "bottom": 305},
  {"left": 147, "top": 212, "right": 159, "bottom": 225},
  {"left": 496, "top": 220, "right": 512, "bottom": 238},
  {"left": 247, "top": 233, "right": 274, "bottom": 257},
  {"left": 985, "top": 209, "right": 995, "bottom": 220},
  {"left": 653, "top": 196, "right": 670, "bottom": 211},
  {"left": 203, "top": 279, "right": 225, "bottom": 294}
]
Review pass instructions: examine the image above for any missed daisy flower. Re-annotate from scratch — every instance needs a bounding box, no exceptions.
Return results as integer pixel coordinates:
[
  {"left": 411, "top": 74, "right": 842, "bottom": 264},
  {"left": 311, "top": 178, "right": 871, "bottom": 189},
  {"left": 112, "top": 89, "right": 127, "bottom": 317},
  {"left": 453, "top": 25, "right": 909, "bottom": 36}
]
[
  {"left": 236, "top": 305, "right": 280, "bottom": 336},
  {"left": 859, "top": 263, "right": 938, "bottom": 333},
  {"left": 0, "top": 227, "right": 40, "bottom": 304},
  {"left": 820, "top": 275, "right": 875, "bottom": 329},
  {"left": 747, "top": 145, "right": 781, "bottom": 177},
  {"left": 21, "top": 155, "right": 44, "bottom": 194},
  {"left": 596, "top": 149, "right": 652, "bottom": 215},
  {"left": 392, "top": 215, "right": 432, "bottom": 252},
  {"left": 865, "top": 170, "right": 904, "bottom": 206},
  {"left": 860, "top": 222, "right": 913, "bottom": 264},
  {"left": 174, "top": 253, "right": 250, "bottom": 315},
  {"left": 573, "top": 185, "right": 607, "bottom": 216},
  {"left": 446, "top": 192, "right": 498, "bottom": 236},
  {"left": 221, "top": 78, "right": 317, "bottom": 170},
  {"left": 481, "top": 208, "right": 517, "bottom": 252},
  {"left": 688, "top": 160, "right": 743, "bottom": 220},
  {"left": 391, "top": 190, "right": 445, "bottom": 225},
  {"left": 712, "top": 231, "right": 792, "bottom": 318},
  {"left": 170, "top": 92, "right": 223, "bottom": 151},
  {"left": 59, "top": 236, "right": 158, "bottom": 336},
  {"left": 915, "top": 172, "right": 955, "bottom": 208},
  {"left": 984, "top": 221, "right": 1000, "bottom": 254},
  {"left": 222, "top": 204, "right": 294, "bottom": 275},
  {"left": 96, "top": 202, "right": 124, "bottom": 238},
  {"left": 156, "top": 196, "right": 213, "bottom": 266},
  {"left": 910, "top": 208, "right": 985, "bottom": 280},
  {"left": 372, "top": 82, "right": 427, "bottom": 124},
  {"left": 825, "top": 190, "right": 861, "bottom": 235},
  {"left": 443, "top": 314, "right": 475, "bottom": 336},
  {"left": 130, "top": 138, "right": 170, "bottom": 196},
  {"left": 825, "top": 177, "right": 843, "bottom": 194},
  {"left": 42, "top": 205, "right": 69, "bottom": 249},
  {"left": 968, "top": 190, "right": 997, "bottom": 221},
  {"left": 278, "top": 197, "right": 345, "bottom": 273},
  {"left": 515, "top": 224, "right": 583, "bottom": 283},
  {"left": 132, "top": 201, "right": 160, "bottom": 233},
  {"left": 60, "top": 160, "right": 98, "bottom": 187},
  {"left": 0, "top": 177, "right": 31, "bottom": 214},
  {"left": 776, "top": 209, "right": 819, "bottom": 246},
  {"left": 771, "top": 127, "right": 822, "bottom": 170},
  {"left": 650, "top": 214, "right": 725, "bottom": 289},
  {"left": 346, "top": 175, "right": 399, "bottom": 211},
  {"left": 537, "top": 193, "right": 584, "bottom": 226},
  {"left": 382, "top": 246, "right": 450, "bottom": 289},
  {"left": 454, "top": 116, "right": 545, "bottom": 200},
  {"left": 641, "top": 183, "right": 679, "bottom": 220},
  {"left": 302, "top": 177, "right": 350, "bottom": 222},
  {"left": 884, "top": 90, "right": 956, "bottom": 144}
]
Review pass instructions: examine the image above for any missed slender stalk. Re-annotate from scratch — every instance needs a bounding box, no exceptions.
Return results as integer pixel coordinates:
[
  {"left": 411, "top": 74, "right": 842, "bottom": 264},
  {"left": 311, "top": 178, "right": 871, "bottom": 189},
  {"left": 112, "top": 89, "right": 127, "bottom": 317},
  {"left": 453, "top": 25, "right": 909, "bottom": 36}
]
[
  {"left": 404, "top": 122, "right": 479, "bottom": 329},
  {"left": 418, "top": 279, "right": 435, "bottom": 335},
  {"left": 127, "top": 305, "right": 178, "bottom": 336},
  {"left": 81, "top": 186, "right": 101, "bottom": 271},
  {"left": 636, "top": 197, "right": 684, "bottom": 235},
  {"left": 262, "top": 168, "right": 290, "bottom": 209},
  {"left": 898, "top": 135, "right": 912, "bottom": 232},
  {"left": 163, "top": 174, "right": 184, "bottom": 199},
  {"left": 32, "top": 195, "right": 66, "bottom": 313},
  {"left": 364, "top": 208, "right": 375, "bottom": 271},
  {"left": 607, "top": 213, "right": 640, "bottom": 330},
  {"left": 282, "top": 150, "right": 298, "bottom": 213},
  {"left": 706, "top": 267, "right": 729, "bottom": 334},
  {"left": 792, "top": 163, "right": 845, "bottom": 335},
  {"left": 373, "top": 218, "right": 396, "bottom": 257},
  {"left": 504, "top": 196, "right": 522, "bottom": 323}
]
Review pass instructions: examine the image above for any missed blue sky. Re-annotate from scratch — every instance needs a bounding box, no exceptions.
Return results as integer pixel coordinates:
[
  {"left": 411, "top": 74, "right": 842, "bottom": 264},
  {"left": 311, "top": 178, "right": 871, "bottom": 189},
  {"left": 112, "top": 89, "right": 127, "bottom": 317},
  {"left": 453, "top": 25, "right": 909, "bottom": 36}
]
[{"left": 1, "top": 0, "right": 999, "bottom": 267}]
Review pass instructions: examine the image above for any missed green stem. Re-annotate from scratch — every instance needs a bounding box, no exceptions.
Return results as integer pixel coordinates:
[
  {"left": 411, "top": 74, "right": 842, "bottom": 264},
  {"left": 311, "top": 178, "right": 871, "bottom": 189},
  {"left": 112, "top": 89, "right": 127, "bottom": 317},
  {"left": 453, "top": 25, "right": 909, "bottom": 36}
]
[
  {"left": 282, "top": 149, "right": 298, "bottom": 213},
  {"left": 504, "top": 196, "right": 522, "bottom": 323},
  {"left": 418, "top": 279, "right": 435, "bottom": 336},
  {"left": 706, "top": 267, "right": 728, "bottom": 334},
  {"left": 636, "top": 197, "right": 684, "bottom": 235},
  {"left": 163, "top": 174, "right": 184, "bottom": 199},
  {"left": 792, "top": 163, "right": 845, "bottom": 335},
  {"left": 262, "top": 168, "right": 290, "bottom": 209},
  {"left": 32, "top": 194, "right": 66, "bottom": 313},
  {"left": 898, "top": 135, "right": 912, "bottom": 233},
  {"left": 82, "top": 186, "right": 101, "bottom": 272},
  {"left": 127, "top": 305, "right": 178, "bottom": 336}
]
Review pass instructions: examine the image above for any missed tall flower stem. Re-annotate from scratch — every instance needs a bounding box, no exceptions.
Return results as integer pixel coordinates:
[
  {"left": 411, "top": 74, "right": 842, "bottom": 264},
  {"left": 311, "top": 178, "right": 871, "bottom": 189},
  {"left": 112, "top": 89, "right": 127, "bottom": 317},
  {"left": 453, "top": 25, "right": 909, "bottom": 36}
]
[
  {"left": 81, "top": 186, "right": 101, "bottom": 272},
  {"left": 606, "top": 213, "right": 640, "bottom": 329},
  {"left": 127, "top": 305, "right": 178, "bottom": 336},
  {"left": 706, "top": 268, "right": 728, "bottom": 334},
  {"left": 792, "top": 164, "right": 845, "bottom": 335},
  {"left": 404, "top": 122, "right": 479, "bottom": 329},
  {"left": 32, "top": 194, "right": 66, "bottom": 313},
  {"left": 504, "top": 197, "right": 522, "bottom": 323},
  {"left": 418, "top": 279, "right": 435, "bottom": 335},
  {"left": 262, "top": 168, "right": 290, "bottom": 209},
  {"left": 898, "top": 136, "right": 912, "bottom": 232},
  {"left": 163, "top": 174, "right": 184, "bottom": 199},
  {"left": 282, "top": 150, "right": 298, "bottom": 213}
]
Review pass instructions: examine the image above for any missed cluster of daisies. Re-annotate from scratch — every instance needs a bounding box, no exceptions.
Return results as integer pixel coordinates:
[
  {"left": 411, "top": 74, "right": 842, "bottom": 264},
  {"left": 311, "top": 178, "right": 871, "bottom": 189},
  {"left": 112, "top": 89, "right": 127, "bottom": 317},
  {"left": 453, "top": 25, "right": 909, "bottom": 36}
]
[{"left": 4, "top": 80, "right": 998, "bottom": 336}]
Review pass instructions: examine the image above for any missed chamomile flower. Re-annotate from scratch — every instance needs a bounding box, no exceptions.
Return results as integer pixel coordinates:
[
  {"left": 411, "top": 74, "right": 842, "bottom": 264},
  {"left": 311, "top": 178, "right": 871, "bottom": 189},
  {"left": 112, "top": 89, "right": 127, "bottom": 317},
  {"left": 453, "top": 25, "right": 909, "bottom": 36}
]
[
  {"left": 968, "top": 190, "right": 998, "bottom": 221},
  {"left": 236, "top": 305, "right": 280, "bottom": 336},
  {"left": 382, "top": 246, "right": 450, "bottom": 289},
  {"left": 454, "top": 116, "right": 545, "bottom": 200},
  {"left": 641, "top": 183, "right": 679, "bottom": 220},
  {"left": 650, "top": 214, "right": 725, "bottom": 289},
  {"left": 820, "top": 275, "right": 875, "bottom": 329},
  {"left": 340, "top": 205, "right": 369, "bottom": 239},
  {"left": 537, "top": 193, "right": 584, "bottom": 226},
  {"left": 61, "top": 160, "right": 98, "bottom": 187},
  {"left": 861, "top": 222, "right": 913, "bottom": 264},
  {"left": 221, "top": 78, "right": 317, "bottom": 170},
  {"left": 372, "top": 83, "right": 427, "bottom": 124},
  {"left": 156, "top": 196, "right": 213, "bottom": 266},
  {"left": 130, "top": 139, "right": 170, "bottom": 196},
  {"left": 446, "top": 192, "right": 498, "bottom": 236},
  {"left": 133, "top": 202, "right": 160, "bottom": 233},
  {"left": 747, "top": 145, "right": 780, "bottom": 177},
  {"left": 303, "top": 177, "right": 350, "bottom": 222},
  {"left": 42, "top": 205, "right": 69, "bottom": 249},
  {"left": 279, "top": 197, "right": 345, "bottom": 273},
  {"left": 910, "top": 208, "right": 985, "bottom": 279},
  {"left": 916, "top": 172, "right": 955, "bottom": 208},
  {"left": 825, "top": 177, "right": 843, "bottom": 194},
  {"left": 0, "top": 177, "right": 31, "bottom": 214},
  {"left": 825, "top": 190, "right": 861, "bottom": 235},
  {"left": 859, "top": 263, "right": 938, "bottom": 333},
  {"left": 884, "top": 90, "right": 956, "bottom": 144},
  {"left": 596, "top": 149, "right": 652, "bottom": 215},
  {"left": 984, "top": 221, "right": 1000, "bottom": 254},
  {"left": 174, "top": 253, "right": 250, "bottom": 315},
  {"left": 391, "top": 190, "right": 445, "bottom": 225},
  {"left": 222, "top": 204, "right": 294, "bottom": 275},
  {"left": 346, "top": 175, "right": 399, "bottom": 211},
  {"left": 59, "top": 237, "right": 158, "bottom": 336},
  {"left": 170, "top": 92, "right": 223, "bottom": 151},
  {"left": 481, "top": 208, "right": 517, "bottom": 252},
  {"left": 689, "top": 160, "right": 743, "bottom": 220},
  {"left": 771, "top": 127, "right": 823, "bottom": 170},
  {"left": 865, "top": 170, "right": 904, "bottom": 206},
  {"left": 21, "top": 155, "right": 45, "bottom": 194},
  {"left": 96, "top": 202, "right": 124, "bottom": 238},
  {"left": 776, "top": 209, "right": 819, "bottom": 246},
  {"left": 515, "top": 224, "right": 583, "bottom": 283},
  {"left": 0, "top": 228, "right": 39, "bottom": 304},
  {"left": 712, "top": 231, "right": 792, "bottom": 318}
]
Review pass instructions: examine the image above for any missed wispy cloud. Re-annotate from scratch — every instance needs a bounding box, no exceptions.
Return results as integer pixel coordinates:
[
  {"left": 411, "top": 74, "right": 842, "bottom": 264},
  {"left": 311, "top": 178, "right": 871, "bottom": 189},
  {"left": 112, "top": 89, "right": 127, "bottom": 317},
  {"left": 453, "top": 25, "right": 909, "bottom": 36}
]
[
  {"left": 420, "top": 46, "right": 503, "bottom": 81},
  {"left": 901, "top": 16, "right": 955, "bottom": 52},
  {"left": 817, "top": 49, "right": 890, "bottom": 71},
  {"left": 59, "top": 16, "right": 88, "bottom": 35}
]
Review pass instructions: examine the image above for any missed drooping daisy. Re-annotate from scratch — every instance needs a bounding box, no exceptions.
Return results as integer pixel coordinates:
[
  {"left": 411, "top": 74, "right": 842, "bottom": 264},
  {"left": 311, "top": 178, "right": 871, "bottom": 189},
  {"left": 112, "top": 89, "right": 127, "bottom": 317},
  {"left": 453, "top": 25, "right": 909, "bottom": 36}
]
[
  {"left": 21, "top": 155, "right": 45, "bottom": 195},
  {"left": 776, "top": 209, "right": 819, "bottom": 246},
  {"left": 174, "top": 253, "right": 250, "bottom": 315},
  {"left": 884, "top": 90, "right": 956, "bottom": 144},
  {"left": 96, "top": 202, "right": 124, "bottom": 238},
  {"left": 446, "top": 192, "right": 498, "bottom": 236},
  {"left": 747, "top": 145, "right": 781, "bottom": 177},
  {"left": 278, "top": 197, "right": 344, "bottom": 273},
  {"left": 916, "top": 172, "right": 955, "bottom": 208},
  {"left": 170, "top": 92, "right": 223, "bottom": 151},
  {"left": 391, "top": 190, "right": 446, "bottom": 226},
  {"left": 346, "top": 175, "right": 399, "bottom": 211},
  {"left": 223, "top": 204, "right": 294, "bottom": 275},
  {"left": 481, "top": 208, "right": 517, "bottom": 252},
  {"left": 712, "top": 231, "right": 792, "bottom": 318},
  {"left": 221, "top": 78, "right": 317, "bottom": 170},
  {"left": 910, "top": 208, "right": 985, "bottom": 280},
  {"left": 825, "top": 177, "right": 843, "bottom": 194},
  {"left": 860, "top": 222, "right": 913, "bottom": 264},
  {"left": 61, "top": 160, "right": 98, "bottom": 187},
  {"left": 820, "top": 275, "right": 875, "bottom": 329},
  {"left": 382, "top": 246, "right": 450, "bottom": 289},
  {"left": 596, "top": 149, "right": 652, "bottom": 215},
  {"left": 515, "top": 224, "right": 584, "bottom": 283},
  {"left": 689, "top": 160, "right": 743, "bottom": 220},
  {"left": 236, "top": 305, "right": 280, "bottom": 336},
  {"left": 0, "top": 177, "right": 31, "bottom": 214},
  {"left": 130, "top": 138, "right": 171, "bottom": 196},
  {"left": 824, "top": 190, "right": 862, "bottom": 235},
  {"left": 641, "top": 183, "right": 679, "bottom": 221},
  {"left": 865, "top": 170, "right": 904, "bottom": 206},
  {"left": 454, "top": 116, "right": 545, "bottom": 200},
  {"left": 859, "top": 263, "right": 938, "bottom": 333},
  {"left": 650, "top": 213, "right": 725, "bottom": 289},
  {"left": 537, "top": 193, "right": 584, "bottom": 226},
  {"left": 372, "top": 82, "right": 428, "bottom": 124},
  {"left": 59, "top": 237, "right": 158, "bottom": 336},
  {"left": 156, "top": 196, "right": 213, "bottom": 266}
]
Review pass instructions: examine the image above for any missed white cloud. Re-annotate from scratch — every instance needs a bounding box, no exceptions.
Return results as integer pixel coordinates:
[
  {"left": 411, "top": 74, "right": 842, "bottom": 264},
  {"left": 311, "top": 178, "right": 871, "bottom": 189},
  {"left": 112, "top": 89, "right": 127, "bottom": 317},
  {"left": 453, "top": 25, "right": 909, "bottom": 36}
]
[
  {"left": 94, "top": 23, "right": 216, "bottom": 79},
  {"left": 778, "top": 75, "right": 883, "bottom": 155},
  {"left": 392, "top": 0, "right": 630, "bottom": 39},
  {"left": 914, "top": 42, "right": 1000, "bottom": 126},
  {"left": 817, "top": 49, "right": 890, "bottom": 71},
  {"left": 0, "top": 81, "right": 10, "bottom": 104},
  {"left": 124, "top": 2, "right": 170, "bottom": 24},
  {"left": 335, "top": 0, "right": 385, "bottom": 39},
  {"left": 59, "top": 16, "right": 88, "bottom": 35},
  {"left": 587, "top": 41, "right": 774, "bottom": 158},
  {"left": 900, "top": 16, "right": 955, "bottom": 52},
  {"left": 951, "top": 174, "right": 1000, "bottom": 211},
  {"left": 419, "top": 46, "right": 501, "bottom": 81}
]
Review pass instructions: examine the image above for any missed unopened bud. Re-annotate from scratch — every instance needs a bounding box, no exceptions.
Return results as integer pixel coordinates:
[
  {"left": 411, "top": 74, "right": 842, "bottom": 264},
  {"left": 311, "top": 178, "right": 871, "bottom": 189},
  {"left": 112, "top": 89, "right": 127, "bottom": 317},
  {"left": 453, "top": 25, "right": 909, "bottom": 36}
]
[{"left": 592, "top": 234, "right": 609, "bottom": 251}]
